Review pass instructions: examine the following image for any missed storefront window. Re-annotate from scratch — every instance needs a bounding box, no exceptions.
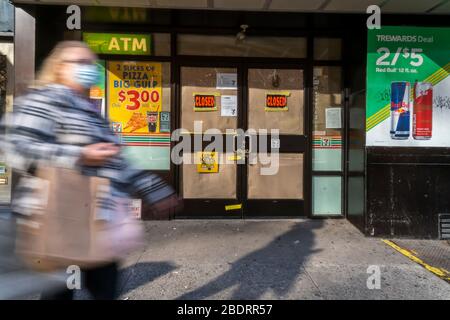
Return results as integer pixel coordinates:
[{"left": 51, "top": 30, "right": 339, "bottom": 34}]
[
  {"left": 0, "top": 0, "right": 14, "bottom": 33},
  {"left": 314, "top": 38, "right": 342, "bottom": 61},
  {"left": 153, "top": 33, "right": 171, "bottom": 56},
  {"left": 182, "top": 152, "right": 237, "bottom": 199},
  {"left": 248, "top": 153, "right": 303, "bottom": 200},
  {"left": 246, "top": 68, "right": 305, "bottom": 201},
  {"left": 349, "top": 90, "right": 365, "bottom": 172},
  {"left": 0, "top": 54, "right": 5, "bottom": 116},
  {"left": 106, "top": 61, "right": 171, "bottom": 170},
  {"left": 0, "top": 49, "right": 11, "bottom": 204},
  {"left": 180, "top": 66, "right": 239, "bottom": 199},
  {"left": 348, "top": 177, "right": 364, "bottom": 217},
  {"left": 313, "top": 176, "right": 342, "bottom": 216},
  {"left": 177, "top": 35, "right": 307, "bottom": 58},
  {"left": 248, "top": 68, "right": 304, "bottom": 135},
  {"left": 312, "top": 65, "right": 343, "bottom": 217},
  {"left": 181, "top": 66, "right": 238, "bottom": 133},
  {"left": 312, "top": 66, "right": 342, "bottom": 171}
]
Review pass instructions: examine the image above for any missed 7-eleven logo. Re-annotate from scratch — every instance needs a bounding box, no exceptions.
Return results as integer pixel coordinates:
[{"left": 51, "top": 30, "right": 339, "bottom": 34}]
[{"left": 321, "top": 137, "right": 331, "bottom": 147}]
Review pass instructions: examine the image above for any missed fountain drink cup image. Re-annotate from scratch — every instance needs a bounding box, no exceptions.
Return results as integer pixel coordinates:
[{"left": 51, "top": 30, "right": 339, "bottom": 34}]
[
  {"left": 147, "top": 112, "right": 158, "bottom": 133},
  {"left": 413, "top": 81, "right": 433, "bottom": 140},
  {"left": 390, "top": 82, "right": 411, "bottom": 140}
]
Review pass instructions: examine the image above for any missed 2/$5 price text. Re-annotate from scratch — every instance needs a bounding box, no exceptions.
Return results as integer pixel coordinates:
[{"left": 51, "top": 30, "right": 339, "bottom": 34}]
[{"left": 177, "top": 304, "right": 273, "bottom": 318}]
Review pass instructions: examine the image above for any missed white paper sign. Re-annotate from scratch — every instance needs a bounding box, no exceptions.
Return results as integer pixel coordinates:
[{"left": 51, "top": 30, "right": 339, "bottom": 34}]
[
  {"left": 217, "top": 73, "right": 237, "bottom": 90},
  {"left": 221, "top": 95, "right": 237, "bottom": 117},
  {"left": 130, "top": 199, "right": 142, "bottom": 219},
  {"left": 325, "top": 107, "right": 342, "bottom": 129}
]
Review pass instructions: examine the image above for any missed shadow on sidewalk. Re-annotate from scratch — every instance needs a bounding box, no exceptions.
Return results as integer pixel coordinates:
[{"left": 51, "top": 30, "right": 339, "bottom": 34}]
[
  {"left": 119, "top": 261, "right": 177, "bottom": 297},
  {"left": 176, "top": 220, "right": 324, "bottom": 300}
]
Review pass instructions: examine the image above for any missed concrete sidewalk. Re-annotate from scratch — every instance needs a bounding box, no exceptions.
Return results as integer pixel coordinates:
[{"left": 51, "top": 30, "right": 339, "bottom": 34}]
[
  {"left": 384, "top": 239, "right": 450, "bottom": 282},
  {"left": 106, "top": 219, "right": 450, "bottom": 300}
]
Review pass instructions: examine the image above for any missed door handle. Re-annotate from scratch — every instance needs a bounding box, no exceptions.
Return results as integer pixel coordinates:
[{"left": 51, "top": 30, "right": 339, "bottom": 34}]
[
  {"left": 244, "top": 135, "right": 252, "bottom": 154},
  {"left": 230, "top": 135, "right": 244, "bottom": 162},
  {"left": 244, "top": 134, "right": 258, "bottom": 166}
]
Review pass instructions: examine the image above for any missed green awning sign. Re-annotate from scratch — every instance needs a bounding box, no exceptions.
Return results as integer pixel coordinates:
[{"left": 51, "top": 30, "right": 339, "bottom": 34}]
[{"left": 83, "top": 33, "right": 151, "bottom": 55}]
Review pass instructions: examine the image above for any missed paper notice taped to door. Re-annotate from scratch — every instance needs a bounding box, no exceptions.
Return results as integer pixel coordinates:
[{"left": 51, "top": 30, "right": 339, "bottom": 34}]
[
  {"left": 130, "top": 199, "right": 142, "bottom": 219},
  {"left": 325, "top": 107, "right": 342, "bottom": 129},
  {"left": 221, "top": 95, "right": 237, "bottom": 117},
  {"left": 216, "top": 73, "right": 237, "bottom": 90}
]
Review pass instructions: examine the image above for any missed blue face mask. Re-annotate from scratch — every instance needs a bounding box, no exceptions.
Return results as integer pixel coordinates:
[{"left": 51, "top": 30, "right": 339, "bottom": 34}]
[{"left": 74, "top": 64, "right": 99, "bottom": 89}]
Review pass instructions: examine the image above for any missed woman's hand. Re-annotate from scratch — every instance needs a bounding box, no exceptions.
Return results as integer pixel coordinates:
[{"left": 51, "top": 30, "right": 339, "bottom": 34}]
[{"left": 80, "top": 143, "right": 120, "bottom": 166}]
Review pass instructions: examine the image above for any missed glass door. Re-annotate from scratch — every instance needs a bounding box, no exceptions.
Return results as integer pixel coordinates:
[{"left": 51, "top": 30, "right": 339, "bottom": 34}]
[
  {"left": 176, "top": 64, "right": 307, "bottom": 218},
  {"left": 243, "top": 67, "right": 307, "bottom": 217},
  {"left": 177, "top": 65, "right": 243, "bottom": 217},
  {"left": 312, "top": 66, "right": 344, "bottom": 217}
]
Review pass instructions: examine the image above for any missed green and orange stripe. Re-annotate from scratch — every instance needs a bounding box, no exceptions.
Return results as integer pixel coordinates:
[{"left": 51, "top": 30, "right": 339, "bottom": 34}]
[
  {"left": 313, "top": 136, "right": 342, "bottom": 149},
  {"left": 120, "top": 133, "right": 171, "bottom": 147}
]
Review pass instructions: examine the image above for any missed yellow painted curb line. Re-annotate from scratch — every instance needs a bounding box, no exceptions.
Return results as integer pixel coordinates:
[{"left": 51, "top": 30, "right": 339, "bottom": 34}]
[{"left": 382, "top": 239, "right": 450, "bottom": 282}]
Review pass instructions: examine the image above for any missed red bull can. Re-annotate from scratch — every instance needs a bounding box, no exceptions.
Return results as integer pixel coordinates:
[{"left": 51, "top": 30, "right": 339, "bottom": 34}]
[
  {"left": 413, "top": 82, "right": 433, "bottom": 140},
  {"left": 390, "top": 82, "right": 411, "bottom": 140}
]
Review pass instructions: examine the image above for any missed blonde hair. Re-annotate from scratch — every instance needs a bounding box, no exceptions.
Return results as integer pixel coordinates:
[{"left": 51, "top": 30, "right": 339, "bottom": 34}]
[{"left": 35, "top": 41, "right": 93, "bottom": 87}]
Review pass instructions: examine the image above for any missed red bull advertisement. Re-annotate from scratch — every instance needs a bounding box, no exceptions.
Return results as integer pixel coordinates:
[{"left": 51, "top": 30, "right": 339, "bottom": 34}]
[
  {"left": 390, "top": 82, "right": 411, "bottom": 140},
  {"left": 367, "top": 26, "right": 450, "bottom": 147},
  {"left": 413, "top": 82, "right": 433, "bottom": 140}
]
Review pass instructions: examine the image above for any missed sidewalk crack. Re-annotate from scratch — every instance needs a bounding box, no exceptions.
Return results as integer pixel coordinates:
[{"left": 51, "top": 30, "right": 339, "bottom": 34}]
[{"left": 302, "top": 265, "right": 325, "bottom": 300}]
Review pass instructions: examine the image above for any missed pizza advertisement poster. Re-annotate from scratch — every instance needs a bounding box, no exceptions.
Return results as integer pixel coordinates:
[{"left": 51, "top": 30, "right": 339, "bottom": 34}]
[
  {"left": 107, "top": 61, "right": 163, "bottom": 134},
  {"left": 106, "top": 61, "right": 171, "bottom": 171}
]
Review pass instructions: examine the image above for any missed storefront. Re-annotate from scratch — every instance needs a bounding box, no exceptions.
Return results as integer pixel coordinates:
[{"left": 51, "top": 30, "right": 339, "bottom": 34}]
[
  {"left": 10, "top": 2, "right": 450, "bottom": 239},
  {"left": 0, "top": 0, "right": 14, "bottom": 206}
]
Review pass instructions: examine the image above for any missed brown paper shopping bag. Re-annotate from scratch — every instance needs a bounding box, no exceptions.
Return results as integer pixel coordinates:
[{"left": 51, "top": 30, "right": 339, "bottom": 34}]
[{"left": 15, "top": 167, "right": 143, "bottom": 272}]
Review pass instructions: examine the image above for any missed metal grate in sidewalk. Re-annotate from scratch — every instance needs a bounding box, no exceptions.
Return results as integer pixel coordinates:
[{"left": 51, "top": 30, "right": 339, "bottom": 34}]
[{"left": 384, "top": 239, "right": 450, "bottom": 283}]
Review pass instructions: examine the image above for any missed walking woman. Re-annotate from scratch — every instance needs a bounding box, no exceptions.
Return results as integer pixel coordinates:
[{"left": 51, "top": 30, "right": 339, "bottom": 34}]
[{"left": 1, "top": 41, "right": 179, "bottom": 299}]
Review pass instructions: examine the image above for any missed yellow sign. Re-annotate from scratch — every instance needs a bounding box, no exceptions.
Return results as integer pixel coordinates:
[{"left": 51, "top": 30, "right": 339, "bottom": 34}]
[
  {"left": 197, "top": 152, "right": 219, "bottom": 173},
  {"left": 193, "top": 92, "right": 221, "bottom": 112},
  {"left": 107, "top": 61, "right": 162, "bottom": 133},
  {"left": 265, "top": 91, "right": 291, "bottom": 112},
  {"left": 83, "top": 33, "right": 151, "bottom": 55},
  {"left": 225, "top": 204, "right": 242, "bottom": 211}
]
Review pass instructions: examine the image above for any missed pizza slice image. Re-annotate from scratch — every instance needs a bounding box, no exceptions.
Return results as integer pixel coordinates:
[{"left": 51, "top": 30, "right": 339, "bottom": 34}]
[{"left": 124, "top": 112, "right": 148, "bottom": 133}]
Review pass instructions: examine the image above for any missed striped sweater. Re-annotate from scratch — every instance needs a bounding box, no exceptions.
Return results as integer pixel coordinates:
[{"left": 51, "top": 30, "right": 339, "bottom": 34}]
[{"left": 0, "top": 84, "right": 175, "bottom": 217}]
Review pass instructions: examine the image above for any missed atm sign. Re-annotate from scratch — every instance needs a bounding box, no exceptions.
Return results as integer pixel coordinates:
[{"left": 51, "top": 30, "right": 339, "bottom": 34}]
[{"left": 83, "top": 33, "right": 151, "bottom": 55}]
